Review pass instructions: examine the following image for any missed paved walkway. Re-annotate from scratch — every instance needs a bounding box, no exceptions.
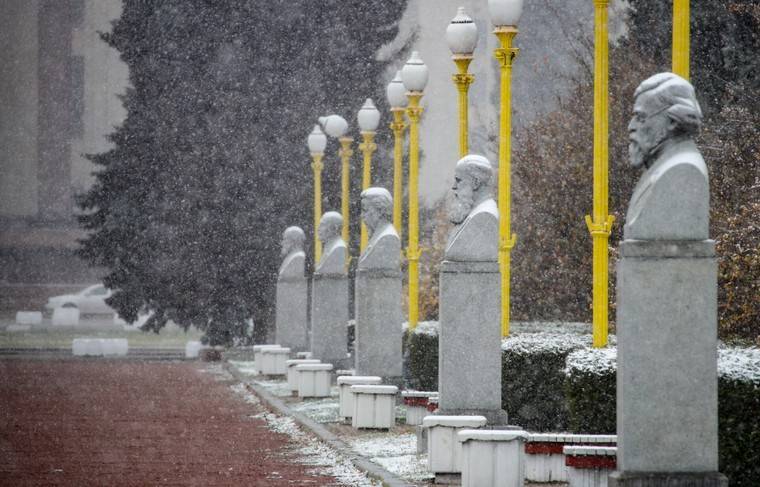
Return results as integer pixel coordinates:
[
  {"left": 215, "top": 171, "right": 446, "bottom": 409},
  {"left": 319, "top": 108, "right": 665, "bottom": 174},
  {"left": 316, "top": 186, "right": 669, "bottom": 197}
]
[{"left": 0, "top": 360, "right": 341, "bottom": 486}]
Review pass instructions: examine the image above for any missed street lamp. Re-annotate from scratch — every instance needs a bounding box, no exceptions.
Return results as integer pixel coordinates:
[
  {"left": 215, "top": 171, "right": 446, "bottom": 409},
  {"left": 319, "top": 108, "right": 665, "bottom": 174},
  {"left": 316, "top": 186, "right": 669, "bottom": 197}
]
[
  {"left": 585, "top": 0, "right": 614, "bottom": 348},
  {"left": 318, "top": 114, "right": 352, "bottom": 248},
  {"left": 672, "top": 0, "right": 690, "bottom": 79},
  {"left": 357, "top": 98, "right": 380, "bottom": 252},
  {"left": 386, "top": 71, "right": 407, "bottom": 241},
  {"left": 489, "top": 0, "right": 523, "bottom": 338},
  {"left": 446, "top": 6, "right": 478, "bottom": 157},
  {"left": 401, "top": 51, "right": 428, "bottom": 331},
  {"left": 307, "top": 124, "right": 327, "bottom": 262}
]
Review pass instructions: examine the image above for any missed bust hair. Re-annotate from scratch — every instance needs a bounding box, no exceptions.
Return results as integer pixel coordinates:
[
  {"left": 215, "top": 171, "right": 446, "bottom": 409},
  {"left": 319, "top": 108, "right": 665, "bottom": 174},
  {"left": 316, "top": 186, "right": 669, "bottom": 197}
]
[
  {"left": 361, "top": 187, "right": 393, "bottom": 220},
  {"left": 320, "top": 211, "right": 343, "bottom": 235},
  {"left": 456, "top": 154, "right": 494, "bottom": 190},
  {"left": 634, "top": 72, "right": 703, "bottom": 137},
  {"left": 283, "top": 226, "right": 305, "bottom": 245}
]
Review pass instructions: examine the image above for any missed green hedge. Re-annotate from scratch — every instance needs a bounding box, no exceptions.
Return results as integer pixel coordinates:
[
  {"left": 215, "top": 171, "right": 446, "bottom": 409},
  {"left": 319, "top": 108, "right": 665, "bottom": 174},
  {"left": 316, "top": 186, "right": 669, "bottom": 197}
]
[
  {"left": 404, "top": 322, "right": 439, "bottom": 391},
  {"left": 564, "top": 348, "right": 617, "bottom": 434},
  {"left": 502, "top": 333, "right": 589, "bottom": 431}
]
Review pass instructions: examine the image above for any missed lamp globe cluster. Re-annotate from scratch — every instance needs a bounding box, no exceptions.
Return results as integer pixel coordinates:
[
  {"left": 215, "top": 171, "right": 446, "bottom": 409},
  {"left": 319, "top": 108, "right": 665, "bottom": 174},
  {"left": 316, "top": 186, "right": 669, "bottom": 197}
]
[
  {"left": 446, "top": 7, "right": 478, "bottom": 56},
  {"left": 318, "top": 115, "right": 349, "bottom": 138}
]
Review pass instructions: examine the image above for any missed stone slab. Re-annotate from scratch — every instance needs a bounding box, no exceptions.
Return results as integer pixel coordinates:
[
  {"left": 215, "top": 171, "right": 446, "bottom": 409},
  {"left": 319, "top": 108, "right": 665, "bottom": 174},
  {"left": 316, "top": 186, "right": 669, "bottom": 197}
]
[
  {"left": 310, "top": 273, "right": 349, "bottom": 368},
  {"left": 438, "top": 260, "right": 506, "bottom": 425},
  {"left": 616, "top": 241, "right": 718, "bottom": 473},
  {"left": 52, "top": 307, "right": 80, "bottom": 326},
  {"left": 354, "top": 269, "right": 402, "bottom": 379},
  {"left": 16, "top": 311, "right": 42, "bottom": 325},
  {"left": 275, "top": 277, "right": 309, "bottom": 352}
]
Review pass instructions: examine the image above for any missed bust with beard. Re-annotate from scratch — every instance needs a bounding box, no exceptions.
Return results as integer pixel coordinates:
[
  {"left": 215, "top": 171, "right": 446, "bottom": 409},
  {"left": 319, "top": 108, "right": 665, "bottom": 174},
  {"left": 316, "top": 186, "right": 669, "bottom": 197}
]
[
  {"left": 445, "top": 154, "right": 499, "bottom": 262},
  {"left": 278, "top": 226, "right": 306, "bottom": 279},
  {"left": 625, "top": 72, "right": 708, "bottom": 240},
  {"left": 358, "top": 187, "right": 400, "bottom": 270},
  {"left": 315, "top": 211, "right": 347, "bottom": 275}
]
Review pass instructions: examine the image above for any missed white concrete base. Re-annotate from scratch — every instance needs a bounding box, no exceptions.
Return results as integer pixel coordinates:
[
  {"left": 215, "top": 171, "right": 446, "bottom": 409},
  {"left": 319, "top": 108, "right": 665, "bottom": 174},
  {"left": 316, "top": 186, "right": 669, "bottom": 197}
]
[
  {"left": 72, "top": 338, "right": 128, "bottom": 356},
  {"left": 423, "top": 415, "right": 487, "bottom": 474},
  {"left": 296, "top": 363, "right": 333, "bottom": 398},
  {"left": 6, "top": 324, "right": 31, "bottom": 332},
  {"left": 286, "top": 359, "right": 321, "bottom": 392},
  {"left": 564, "top": 446, "right": 617, "bottom": 487},
  {"left": 458, "top": 429, "right": 528, "bottom": 487},
  {"left": 402, "top": 391, "right": 438, "bottom": 426},
  {"left": 253, "top": 344, "right": 282, "bottom": 374},
  {"left": 337, "top": 376, "right": 382, "bottom": 419},
  {"left": 52, "top": 307, "right": 80, "bottom": 326},
  {"left": 526, "top": 434, "right": 617, "bottom": 482},
  {"left": 185, "top": 341, "right": 207, "bottom": 358},
  {"left": 260, "top": 347, "right": 291, "bottom": 375},
  {"left": 350, "top": 385, "right": 398, "bottom": 429},
  {"left": 16, "top": 311, "right": 42, "bottom": 325}
]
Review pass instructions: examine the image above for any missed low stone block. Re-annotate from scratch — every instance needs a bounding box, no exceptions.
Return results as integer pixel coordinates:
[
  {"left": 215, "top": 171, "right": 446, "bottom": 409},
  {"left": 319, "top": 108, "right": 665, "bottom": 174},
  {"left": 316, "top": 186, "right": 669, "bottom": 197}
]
[
  {"left": 260, "top": 347, "right": 291, "bottom": 375},
  {"left": 72, "top": 338, "right": 128, "bottom": 357},
  {"left": 185, "top": 341, "right": 206, "bottom": 359},
  {"left": 296, "top": 351, "right": 312, "bottom": 359},
  {"left": 337, "top": 375, "right": 382, "bottom": 419},
  {"left": 350, "top": 384, "right": 398, "bottom": 429},
  {"left": 402, "top": 391, "right": 438, "bottom": 426},
  {"left": 423, "top": 415, "right": 487, "bottom": 475},
  {"left": 15, "top": 311, "right": 42, "bottom": 325},
  {"left": 6, "top": 324, "right": 31, "bottom": 332},
  {"left": 296, "top": 363, "right": 333, "bottom": 398},
  {"left": 275, "top": 277, "right": 309, "bottom": 352},
  {"left": 458, "top": 429, "right": 528, "bottom": 487},
  {"left": 52, "top": 307, "right": 80, "bottom": 326},
  {"left": 564, "top": 445, "right": 616, "bottom": 487},
  {"left": 101, "top": 339, "right": 128, "bottom": 356},
  {"left": 286, "top": 359, "right": 321, "bottom": 392},
  {"left": 253, "top": 344, "right": 282, "bottom": 374},
  {"left": 526, "top": 434, "right": 617, "bottom": 483}
]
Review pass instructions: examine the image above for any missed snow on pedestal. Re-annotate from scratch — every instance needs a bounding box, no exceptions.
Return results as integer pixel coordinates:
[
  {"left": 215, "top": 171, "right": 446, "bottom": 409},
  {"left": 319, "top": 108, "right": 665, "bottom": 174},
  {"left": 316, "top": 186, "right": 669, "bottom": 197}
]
[
  {"left": 52, "top": 307, "right": 80, "bottom": 326},
  {"left": 525, "top": 433, "right": 617, "bottom": 483},
  {"left": 564, "top": 445, "right": 617, "bottom": 487},
  {"left": 402, "top": 390, "right": 438, "bottom": 426},
  {"left": 260, "top": 347, "right": 291, "bottom": 375},
  {"left": 337, "top": 376, "right": 382, "bottom": 419},
  {"left": 458, "top": 429, "right": 528, "bottom": 487},
  {"left": 15, "top": 311, "right": 42, "bottom": 325},
  {"left": 422, "top": 415, "right": 487, "bottom": 476},
  {"left": 296, "top": 363, "right": 333, "bottom": 398},
  {"left": 350, "top": 384, "right": 398, "bottom": 429},
  {"left": 286, "top": 359, "right": 321, "bottom": 392}
]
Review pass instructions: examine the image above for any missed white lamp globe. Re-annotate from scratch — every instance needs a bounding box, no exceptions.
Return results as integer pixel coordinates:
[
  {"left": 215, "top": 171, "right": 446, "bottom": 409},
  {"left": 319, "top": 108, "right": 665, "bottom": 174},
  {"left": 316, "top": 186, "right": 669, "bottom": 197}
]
[
  {"left": 307, "top": 124, "right": 327, "bottom": 154},
  {"left": 357, "top": 98, "right": 381, "bottom": 132},
  {"left": 446, "top": 7, "right": 478, "bottom": 56},
  {"left": 401, "top": 51, "right": 429, "bottom": 92},
  {"left": 488, "top": 0, "right": 524, "bottom": 27},
  {"left": 318, "top": 114, "right": 349, "bottom": 138},
  {"left": 386, "top": 71, "right": 407, "bottom": 109}
]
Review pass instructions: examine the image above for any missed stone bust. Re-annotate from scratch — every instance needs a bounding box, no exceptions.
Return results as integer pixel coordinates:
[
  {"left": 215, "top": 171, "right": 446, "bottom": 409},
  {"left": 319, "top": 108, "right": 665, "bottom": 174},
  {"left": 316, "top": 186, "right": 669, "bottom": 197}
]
[
  {"left": 445, "top": 154, "right": 499, "bottom": 261},
  {"left": 358, "top": 187, "right": 400, "bottom": 270},
  {"left": 278, "top": 226, "right": 306, "bottom": 279},
  {"left": 315, "top": 211, "right": 347, "bottom": 275},
  {"left": 625, "top": 72, "right": 708, "bottom": 241}
]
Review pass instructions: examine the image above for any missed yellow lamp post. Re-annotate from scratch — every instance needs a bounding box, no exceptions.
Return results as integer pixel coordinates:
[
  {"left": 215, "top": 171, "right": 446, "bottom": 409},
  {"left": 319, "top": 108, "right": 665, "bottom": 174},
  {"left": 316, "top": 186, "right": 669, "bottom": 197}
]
[
  {"left": 319, "top": 114, "right": 351, "bottom": 247},
  {"left": 357, "top": 98, "right": 381, "bottom": 252},
  {"left": 307, "top": 124, "right": 328, "bottom": 262},
  {"left": 489, "top": 0, "right": 523, "bottom": 338},
  {"left": 584, "top": 0, "right": 614, "bottom": 348},
  {"left": 672, "top": 0, "right": 690, "bottom": 79},
  {"left": 401, "top": 51, "right": 429, "bottom": 331},
  {"left": 446, "top": 7, "right": 478, "bottom": 158},
  {"left": 386, "top": 71, "right": 407, "bottom": 239}
]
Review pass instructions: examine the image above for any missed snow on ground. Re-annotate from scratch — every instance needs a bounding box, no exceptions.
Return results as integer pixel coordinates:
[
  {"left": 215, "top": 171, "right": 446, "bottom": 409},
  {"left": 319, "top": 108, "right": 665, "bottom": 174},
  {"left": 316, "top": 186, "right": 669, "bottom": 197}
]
[
  {"left": 718, "top": 347, "right": 760, "bottom": 383},
  {"left": 290, "top": 395, "right": 342, "bottom": 423},
  {"left": 227, "top": 359, "right": 257, "bottom": 376},
  {"left": 350, "top": 433, "right": 432, "bottom": 481}
]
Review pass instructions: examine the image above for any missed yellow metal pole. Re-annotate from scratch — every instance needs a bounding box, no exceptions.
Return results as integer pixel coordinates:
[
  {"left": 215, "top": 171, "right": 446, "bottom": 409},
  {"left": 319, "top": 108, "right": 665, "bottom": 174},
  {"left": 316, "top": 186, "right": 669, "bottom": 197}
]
[
  {"left": 390, "top": 109, "right": 407, "bottom": 240},
  {"left": 358, "top": 131, "right": 377, "bottom": 252},
  {"left": 452, "top": 56, "right": 474, "bottom": 158},
  {"left": 494, "top": 26, "right": 518, "bottom": 338},
  {"left": 406, "top": 92, "right": 423, "bottom": 330},
  {"left": 338, "top": 137, "right": 353, "bottom": 248},
  {"left": 585, "top": 0, "right": 614, "bottom": 348},
  {"left": 311, "top": 153, "right": 324, "bottom": 262},
  {"left": 672, "top": 0, "right": 690, "bottom": 79}
]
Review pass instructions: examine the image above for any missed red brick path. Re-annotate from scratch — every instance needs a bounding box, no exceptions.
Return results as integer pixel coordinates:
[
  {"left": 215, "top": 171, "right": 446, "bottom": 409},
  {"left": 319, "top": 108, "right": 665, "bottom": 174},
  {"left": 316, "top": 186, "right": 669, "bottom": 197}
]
[{"left": 0, "top": 360, "right": 340, "bottom": 486}]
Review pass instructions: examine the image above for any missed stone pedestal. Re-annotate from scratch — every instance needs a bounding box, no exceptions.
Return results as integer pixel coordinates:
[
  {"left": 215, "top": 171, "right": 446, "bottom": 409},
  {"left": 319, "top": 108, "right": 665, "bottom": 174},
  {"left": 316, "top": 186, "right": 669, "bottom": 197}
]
[
  {"left": 311, "top": 272, "right": 348, "bottom": 369},
  {"left": 354, "top": 268, "right": 403, "bottom": 380},
  {"left": 612, "top": 240, "right": 727, "bottom": 487},
  {"left": 438, "top": 261, "right": 507, "bottom": 424},
  {"left": 275, "top": 276, "right": 309, "bottom": 352}
]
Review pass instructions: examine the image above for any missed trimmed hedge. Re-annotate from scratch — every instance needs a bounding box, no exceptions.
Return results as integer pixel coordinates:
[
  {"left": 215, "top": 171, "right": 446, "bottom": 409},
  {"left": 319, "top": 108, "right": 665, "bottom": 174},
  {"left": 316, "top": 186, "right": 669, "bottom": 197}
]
[
  {"left": 564, "top": 348, "right": 617, "bottom": 434},
  {"left": 404, "top": 322, "right": 439, "bottom": 391}
]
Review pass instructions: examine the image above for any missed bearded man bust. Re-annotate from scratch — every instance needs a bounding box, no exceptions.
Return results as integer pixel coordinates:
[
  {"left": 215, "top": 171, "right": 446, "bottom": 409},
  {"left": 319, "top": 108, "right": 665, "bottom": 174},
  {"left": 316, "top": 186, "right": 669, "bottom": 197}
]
[{"left": 445, "top": 154, "right": 499, "bottom": 262}]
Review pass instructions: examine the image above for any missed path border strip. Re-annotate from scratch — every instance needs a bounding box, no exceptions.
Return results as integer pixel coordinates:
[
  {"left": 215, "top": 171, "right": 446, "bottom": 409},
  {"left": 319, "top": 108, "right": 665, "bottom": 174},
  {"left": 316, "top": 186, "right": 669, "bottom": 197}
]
[{"left": 224, "top": 362, "right": 415, "bottom": 487}]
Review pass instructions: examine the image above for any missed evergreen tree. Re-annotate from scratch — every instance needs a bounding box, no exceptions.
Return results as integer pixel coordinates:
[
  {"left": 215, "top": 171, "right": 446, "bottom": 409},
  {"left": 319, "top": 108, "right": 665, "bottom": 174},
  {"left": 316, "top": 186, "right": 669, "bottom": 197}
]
[{"left": 79, "top": 0, "right": 406, "bottom": 345}]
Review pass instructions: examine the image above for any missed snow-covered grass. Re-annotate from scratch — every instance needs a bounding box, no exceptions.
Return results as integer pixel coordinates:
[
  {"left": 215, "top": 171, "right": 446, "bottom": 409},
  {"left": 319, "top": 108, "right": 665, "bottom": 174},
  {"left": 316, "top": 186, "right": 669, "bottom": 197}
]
[
  {"left": 227, "top": 359, "right": 258, "bottom": 376},
  {"left": 290, "top": 395, "right": 341, "bottom": 423},
  {"left": 350, "top": 433, "right": 432, "bottom": 482}
]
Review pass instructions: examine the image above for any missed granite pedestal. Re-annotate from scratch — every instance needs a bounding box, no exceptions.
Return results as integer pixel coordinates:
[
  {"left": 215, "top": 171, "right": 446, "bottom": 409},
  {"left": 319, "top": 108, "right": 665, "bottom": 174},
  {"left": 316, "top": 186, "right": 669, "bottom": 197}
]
[
  {"left": 311, "top": 272, "right": 349, "bottom": 369},
  {"left": 438, "top": 260, "right": 507, "bottom": 424},
  {"left": 612, "top": 240, "right": 726, "bottom": 487},
  {"left": 275, "top": 276, "right": 309, "bottom": 352},
  {"left": 354, "top": 268, "right": 403, "bottom": 380}
]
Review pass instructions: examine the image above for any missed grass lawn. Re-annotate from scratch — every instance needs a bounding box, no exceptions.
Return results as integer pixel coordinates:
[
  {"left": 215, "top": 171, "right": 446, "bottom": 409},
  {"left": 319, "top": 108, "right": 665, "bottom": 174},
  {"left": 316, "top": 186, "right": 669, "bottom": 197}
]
[{"left": 0, "top": 325, "right": 203, "bottom": 349}]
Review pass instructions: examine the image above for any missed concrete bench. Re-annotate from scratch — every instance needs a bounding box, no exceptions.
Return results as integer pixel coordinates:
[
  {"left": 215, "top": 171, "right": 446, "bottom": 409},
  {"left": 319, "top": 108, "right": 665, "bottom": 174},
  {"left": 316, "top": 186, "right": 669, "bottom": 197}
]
[
  {"left": 564, "top": 445, "right": 617, "bottom": 487},
  {"left": 16, "top": 311, "right": 42, "bottom": 325},
  {"left": 296, "top": 363, "right": 333, "bottom": 398},
  {"left": 526, "top": 433, "right": 617, "bottom": 482},
  {"left": 458, "top": 429, "right": 529, "bottom": 487},
  {"left": 72, "top": 338, "right": 128, "bottom": 357},
  {"left": 350, "top": 384, "right": 398, "bottom": 429},
  {"left": 401, "top": 390, "right": 438, "bottom": 425},
  {"left": 52, "top": 307, "right": 80, "bottom": 326},
  {"left": 423, "top": 415, "right": 487, "bottom": 480},
  {"left": 286, "top": 359, "right": 321, "bottom": 392},
  {"left": 337, "top": 376, "right": 382, "bottom": 419},
  {"left": 259, "top": 347, "right": 291, "bottom": 375}
]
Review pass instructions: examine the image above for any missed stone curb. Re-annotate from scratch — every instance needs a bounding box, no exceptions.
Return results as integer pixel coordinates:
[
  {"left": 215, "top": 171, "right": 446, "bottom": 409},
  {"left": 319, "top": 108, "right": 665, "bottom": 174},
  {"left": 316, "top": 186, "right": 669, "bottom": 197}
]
[{"left": 224, "top": 362, "right": 415, "bottom": 487}]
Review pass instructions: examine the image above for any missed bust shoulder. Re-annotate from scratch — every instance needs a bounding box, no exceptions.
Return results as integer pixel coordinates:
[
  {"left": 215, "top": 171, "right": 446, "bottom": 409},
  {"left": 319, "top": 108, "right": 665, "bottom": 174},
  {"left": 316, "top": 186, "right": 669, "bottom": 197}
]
[
  {"left": 445, "top": 198, "right": 499, "bottom": 262},
  {"left": 358, "top": 224, "right": 400, "bottom": 270},
  {"left": 316, "top": 239, "right": 347, "bottom": 275},
  {"left": 279, "top": 250, "right": 305, "bottom": 279}
]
